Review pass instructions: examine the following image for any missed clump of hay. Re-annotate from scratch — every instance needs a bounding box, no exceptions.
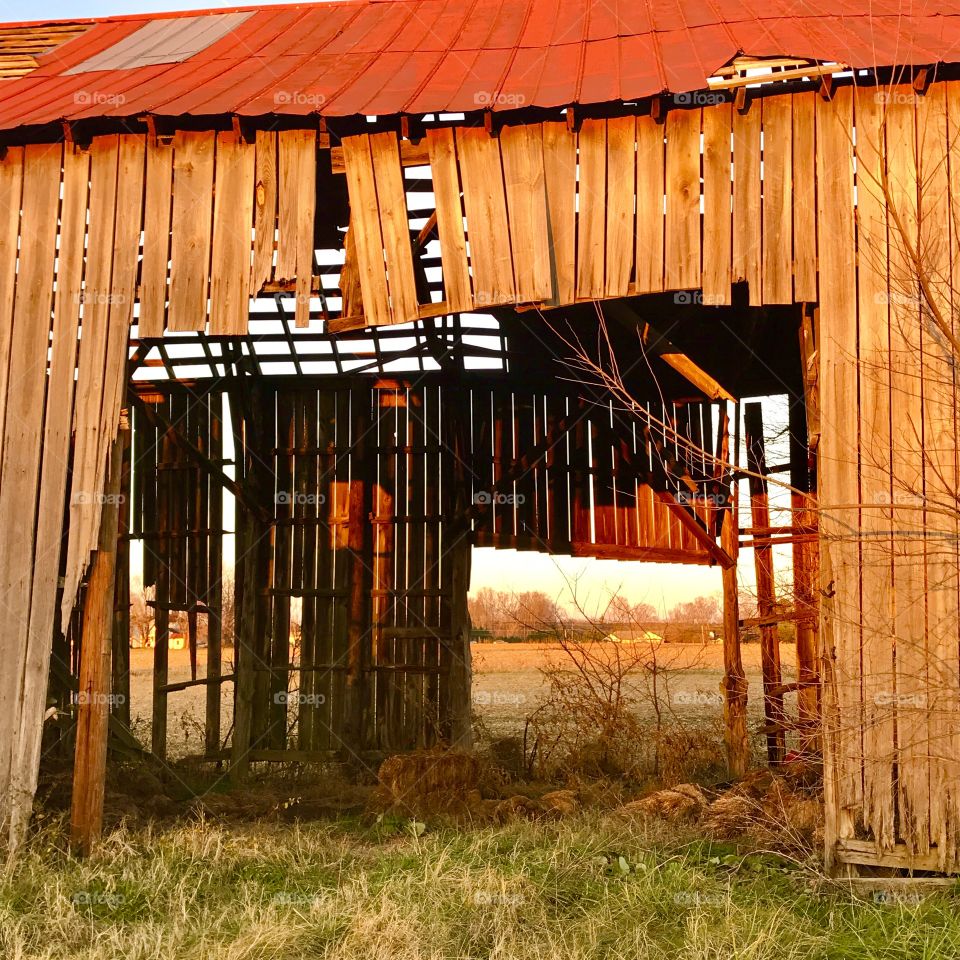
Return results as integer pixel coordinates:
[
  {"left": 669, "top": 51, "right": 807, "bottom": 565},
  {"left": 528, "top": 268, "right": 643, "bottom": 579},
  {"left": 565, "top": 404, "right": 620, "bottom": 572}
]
[
  {"left": 491, "top": 788, "right": 580, "bottom": 823},
  {"left": 618, "top": 783, "right": 708, "bottom": 823},
  {"left": 376, "top": 750, "right": 485, "bottom": 816}
]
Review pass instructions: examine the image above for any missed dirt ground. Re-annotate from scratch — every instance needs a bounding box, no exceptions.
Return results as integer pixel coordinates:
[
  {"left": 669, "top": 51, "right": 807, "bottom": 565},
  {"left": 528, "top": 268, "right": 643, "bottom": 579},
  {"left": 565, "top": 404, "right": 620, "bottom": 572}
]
[{"left": 129, "top": 641, "right": 789, "bottom": 757}]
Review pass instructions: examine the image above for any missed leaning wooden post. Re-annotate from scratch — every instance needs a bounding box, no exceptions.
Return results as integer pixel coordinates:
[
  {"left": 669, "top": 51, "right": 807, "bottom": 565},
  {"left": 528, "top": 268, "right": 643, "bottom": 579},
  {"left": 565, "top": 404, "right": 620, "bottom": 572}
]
[
  {"left": 70, "top": 417, "right": 127, "bottom": 857},
  {"left": 721, "top": 504, "right": 750, "bottom": 776},
  {"left": 744, "top": 402, "right": 786, "bottom": 764}
]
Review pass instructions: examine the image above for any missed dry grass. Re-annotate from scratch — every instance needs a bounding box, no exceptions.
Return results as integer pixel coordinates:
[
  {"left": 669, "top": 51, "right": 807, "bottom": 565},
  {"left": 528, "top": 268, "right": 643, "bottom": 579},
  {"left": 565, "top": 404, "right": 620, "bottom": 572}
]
[{"left": 3, "top": 813, "right": 960, "bottom": 960}]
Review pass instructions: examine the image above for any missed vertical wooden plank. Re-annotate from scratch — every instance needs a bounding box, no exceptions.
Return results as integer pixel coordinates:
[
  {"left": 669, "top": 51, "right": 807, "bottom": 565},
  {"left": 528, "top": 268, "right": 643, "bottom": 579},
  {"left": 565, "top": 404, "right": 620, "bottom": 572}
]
[
  {"left": 168, "top": 131, "right": 214, "bottom": 332},
  {"left": 605, "top": 115, "right": 636, "bottom": 298},
  {"left": 665, "top": 107, "right": 702, "bottom": 292},
  {"left": 0, "top": 146, "right": 22, "bottom": 479},
  {"left": 370, "top": 131, "right": 418, "bottom": 323},
  {"left": 761, "top": 96, "right": 793, "bottom": 304},
  {"left": 542, "top": 122, "right": 577, "bottom": 306},
  {"left": 635, "top": 114, "right": 665, "bottom": 294},
  {"left": 426, "top": 127, "right": 472, "bottom": 312},
  {"left": 816, "top": 87, "right": 863, "bottom": 844},
  {"left": 733, "top": 104, "right": 762, "bottom": 304},
  {"left": 205, "top": 407, "right": 223, "bottom": 756},
  {"left": 702, "top": 103, "right": 732, "bottom": 305},
  {"left": 916, "top": 83, "right": 956, "bottom": 869},
  {"left": 9, "top": 146, "right": 89, "bottom": 849},
  {"left": 456, "top": 126, "right": 515, "bottom": 306},
  {"left": 854, "top": 89, "right": 896, "bottom": 854},
  {"left": 138, "top": 139, "right": 173, "bottom": 338},
  {"left": 500, "top": 123, "right": 552, "bottom": 303},
  {"left": 576, "top": 118, "right": 606, "bottom": 300},
  {"left": 251, "top": 129, "right": 278, "bottom": 295},
  {"left": 886, "top": 95, "right": 929, "bottom": 857},
  {"left": 210, "top": 131, "right": 255, "bottom": 335},
  {"left": 70, "top": 429, "right": 125, "bottom": 857},
  {"left": 278, "top": 131, "right": 318, "bottom": 327},
  {"left": 793, "top": 93, "right": 818, "bottom": 301},
  {"left": 942, "top": 80, "right": 960, "bottom": 870},
  {"left": 0, "top": 142, "right": 60, "bottom": 837},
  {"left": 341, "top": 134, "right": 391, "bottom": 325}
]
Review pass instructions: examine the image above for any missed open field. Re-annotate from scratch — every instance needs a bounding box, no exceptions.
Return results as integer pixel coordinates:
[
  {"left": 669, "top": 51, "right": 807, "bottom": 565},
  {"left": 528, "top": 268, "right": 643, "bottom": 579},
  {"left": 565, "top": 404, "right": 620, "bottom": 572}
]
[
  {"left": 5, "top": 814, "right": 960, "bottom": 960},
  {"left": 129, "top": 641, "right": 784, "bottom": 757}
]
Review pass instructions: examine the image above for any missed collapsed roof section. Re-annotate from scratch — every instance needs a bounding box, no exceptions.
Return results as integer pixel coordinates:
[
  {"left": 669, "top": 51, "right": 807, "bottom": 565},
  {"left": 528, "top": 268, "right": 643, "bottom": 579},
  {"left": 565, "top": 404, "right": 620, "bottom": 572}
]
[{"left": 0, "top": 0, "right": 955, "bottom": 131}]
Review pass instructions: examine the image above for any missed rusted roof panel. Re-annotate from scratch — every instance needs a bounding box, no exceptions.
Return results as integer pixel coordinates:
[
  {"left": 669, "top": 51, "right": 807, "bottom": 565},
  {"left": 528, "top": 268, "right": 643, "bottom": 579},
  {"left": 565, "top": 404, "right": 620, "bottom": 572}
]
[{"left": 0, "top": 0, "right": 956, "bottom": 131}]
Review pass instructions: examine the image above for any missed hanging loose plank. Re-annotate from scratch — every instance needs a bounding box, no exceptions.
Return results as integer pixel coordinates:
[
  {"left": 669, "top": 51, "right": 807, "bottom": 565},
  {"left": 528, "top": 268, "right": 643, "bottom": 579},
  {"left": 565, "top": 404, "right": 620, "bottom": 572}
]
[
  {"left": 168, "top": 131, "right": 215, "bottom": 332},
  {"left": 605, "top": 115, "right": 636, "bottom": 298},
  {"left": 500, "top": 122, "right": 552, "bottom": 303},
  {"left": 665, "top": 107, "right": 701, "bottom": 292},
  {"left": 210, "top": 131, "right": 255, "bottom": 336},
  {"left": 251, "top": 130, "right": 278, "bottom": 296},
  {"left": 369, "top": 131, "right": 418, "bottom": 324},
  {"left": 854, "top": 90, "right": 895, "bottom": 854},
  {"left": 542, "top": 122, "right": 577, "bottom": 306},
  {"left": 138, "top": 139, "right": 173, "bottom": 338},
  {"left": 733, "top": 103, "right": 762, "bottom": 304},
  {"left": 10, "top": 145, "right": 89, "bottom": 851},
  {"left": 815, "top": 87, "right": 863, "bottom": 844},
  {"left": 62, "top": 136, "right": 121, "bottom": 631},
  {"left": 456, "top": 126, "right": 515, "bottom": 307},
  {"left": 426, "top": 127, "right": 472, "bottom": 312},
  {"left": 0, "top": 141, "right": 62, "bottom": 830},
  {"left": 635, "top": 114, "right": 665, "bottom": 294},
  {"left": 277, "top": 129, "right": 317, "bottom": 327},
  {"left": 0, "top": 146, "right": 22, "bottom": 478},
  {"left": 701, "top": 103, "right": 732, "bottom": 305},
  {"left": 793, "top": 93, "right": 818, "bottom": 301},
  {"left": 341, "top": 134, "right": 390, "bottom": 326},
  {"left": 761, "top": 96, "right": 793, "bottom": 304},
  {"left": 576, "top": 118, "right": 606, "bottom": 300}
]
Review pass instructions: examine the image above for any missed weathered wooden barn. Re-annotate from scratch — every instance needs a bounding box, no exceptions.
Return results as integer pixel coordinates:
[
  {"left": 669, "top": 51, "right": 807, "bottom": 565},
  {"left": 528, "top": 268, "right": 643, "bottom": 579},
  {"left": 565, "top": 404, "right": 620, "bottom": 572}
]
[{"left": 0, "top": 0, "right": 958, "bottom": 875}]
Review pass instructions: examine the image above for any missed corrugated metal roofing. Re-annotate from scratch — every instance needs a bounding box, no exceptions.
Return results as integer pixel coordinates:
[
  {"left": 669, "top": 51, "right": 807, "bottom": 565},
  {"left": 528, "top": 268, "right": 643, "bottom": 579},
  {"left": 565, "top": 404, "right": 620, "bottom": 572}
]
[{"left": 0, "top": 0, "right": 956, "bottom": 131}]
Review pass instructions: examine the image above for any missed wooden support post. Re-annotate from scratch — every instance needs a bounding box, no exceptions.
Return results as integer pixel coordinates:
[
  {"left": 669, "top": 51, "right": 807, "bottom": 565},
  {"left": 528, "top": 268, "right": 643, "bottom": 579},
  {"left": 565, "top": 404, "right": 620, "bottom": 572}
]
[
  {"left": 205, "top": 411, "right": 223, "bottom": 756},
  {"left": 721, "top": 505, "right": 750, "bottom": 776},
  {"left": 111, "top": 423, "right": 131, "bottom": 727},
  {"left": 789, "top": 394, "right": 820, "bottom": 752},
  {"left": 744, "top": 402, "right": 786, "bottom": 764},
  {"left": 344, "top": 393, "right": 372, "bottom": 756},
  {"left": 151, "top": 428, "right": 172, "bottom": 761},
  {"left": 70, "top": 422, "right": 126, "bottom": 857}
]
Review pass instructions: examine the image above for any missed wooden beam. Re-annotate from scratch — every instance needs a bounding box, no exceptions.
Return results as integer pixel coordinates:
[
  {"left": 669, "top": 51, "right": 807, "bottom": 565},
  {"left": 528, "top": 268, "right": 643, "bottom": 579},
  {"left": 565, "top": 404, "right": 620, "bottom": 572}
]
[
  {"left": 721, "top": 505, "right": 750, "bottom": 776},
  {"left": 744, "top": 402, "right": 786, "bottom": 764},
  {"left": 70, "top": 423, "right": 126, "bottom": 857}
]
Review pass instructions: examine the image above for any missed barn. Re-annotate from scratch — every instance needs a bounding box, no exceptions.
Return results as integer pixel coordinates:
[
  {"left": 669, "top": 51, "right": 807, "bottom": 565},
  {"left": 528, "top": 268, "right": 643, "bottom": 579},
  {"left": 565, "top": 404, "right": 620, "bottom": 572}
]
[{"left": 0, "top": 0, "right": 957, "bottom": 875}]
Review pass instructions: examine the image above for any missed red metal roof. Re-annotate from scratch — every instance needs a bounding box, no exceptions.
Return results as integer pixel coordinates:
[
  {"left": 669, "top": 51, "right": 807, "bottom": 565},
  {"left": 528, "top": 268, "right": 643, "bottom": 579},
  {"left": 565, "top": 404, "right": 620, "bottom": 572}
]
[{"left": 0, "top": 0, "right": 957, "bottom": 131}]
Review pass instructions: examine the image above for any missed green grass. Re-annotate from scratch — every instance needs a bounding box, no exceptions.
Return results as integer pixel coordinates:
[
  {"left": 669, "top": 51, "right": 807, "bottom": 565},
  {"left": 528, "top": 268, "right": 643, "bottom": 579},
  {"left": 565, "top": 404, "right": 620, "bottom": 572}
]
[{"left": 3, "top": 813, "right": 960, "bottom": 959}]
